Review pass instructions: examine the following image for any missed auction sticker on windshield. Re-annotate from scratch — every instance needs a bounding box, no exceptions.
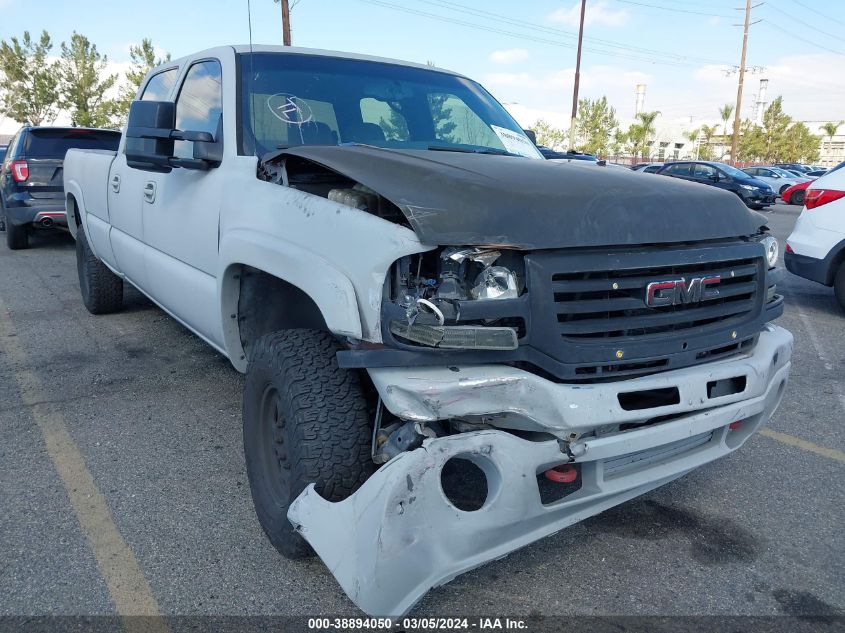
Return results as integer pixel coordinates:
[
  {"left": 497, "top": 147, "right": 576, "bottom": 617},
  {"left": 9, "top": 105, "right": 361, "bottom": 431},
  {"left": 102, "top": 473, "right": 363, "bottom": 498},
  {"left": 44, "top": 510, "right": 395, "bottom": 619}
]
[{"left": 490, "top": 125, "right": 543, "bottom": 159}]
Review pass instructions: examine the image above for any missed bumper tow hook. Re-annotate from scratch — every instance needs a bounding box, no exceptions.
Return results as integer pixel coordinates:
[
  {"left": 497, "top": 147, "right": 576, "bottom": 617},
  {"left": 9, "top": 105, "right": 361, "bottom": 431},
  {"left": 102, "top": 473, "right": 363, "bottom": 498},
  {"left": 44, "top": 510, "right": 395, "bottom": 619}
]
[{"left": 545, "top": 464, "right": 578, "bottom": 483}]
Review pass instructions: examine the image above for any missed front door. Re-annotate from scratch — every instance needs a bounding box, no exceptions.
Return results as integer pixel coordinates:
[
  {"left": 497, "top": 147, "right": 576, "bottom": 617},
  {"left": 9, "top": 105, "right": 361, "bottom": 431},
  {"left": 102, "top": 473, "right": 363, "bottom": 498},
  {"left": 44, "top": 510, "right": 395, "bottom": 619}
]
[{"left": 141, "top": 59, "right": 225, "bottom": 347}]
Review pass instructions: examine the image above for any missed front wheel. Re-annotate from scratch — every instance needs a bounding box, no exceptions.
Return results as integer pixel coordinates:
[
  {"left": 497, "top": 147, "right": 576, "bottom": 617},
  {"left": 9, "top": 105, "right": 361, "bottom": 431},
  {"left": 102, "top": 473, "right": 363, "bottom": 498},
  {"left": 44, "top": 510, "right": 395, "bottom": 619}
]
[
  {"left": 76, "top": 229, "right": 123, "bottom": 314},
  {"left": 834, "top": 263, "right": 845, "bottom": 312},
  {"left": 242, "top": 329, "right": 373, "bottom": 559}
]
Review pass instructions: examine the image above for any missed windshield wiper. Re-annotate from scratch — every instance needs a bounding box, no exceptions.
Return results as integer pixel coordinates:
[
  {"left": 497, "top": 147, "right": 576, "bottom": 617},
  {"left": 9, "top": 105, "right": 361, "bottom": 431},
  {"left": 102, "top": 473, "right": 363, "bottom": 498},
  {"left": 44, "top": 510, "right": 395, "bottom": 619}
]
[{"left": 426, "top": 144, "right": 517, "bottom": 157}]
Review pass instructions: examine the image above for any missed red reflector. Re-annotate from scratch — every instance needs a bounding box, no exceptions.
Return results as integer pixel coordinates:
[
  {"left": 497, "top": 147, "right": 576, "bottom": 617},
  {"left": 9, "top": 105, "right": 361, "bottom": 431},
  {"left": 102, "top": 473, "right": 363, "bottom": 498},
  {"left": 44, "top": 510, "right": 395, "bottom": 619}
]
[
  {"left": 11, "top": 159, "right": 29, "bottom": 182},
  {"left": 545, "top": 464, "right": 578, "bottom": 483},
  {"left": 729, "top": 421, "right": 743, "bottom": 430},
  {"left": 785, "top": 243, "right": 793, "bottom": 253},
  {"left": 805, "top": 189, "right": 845, "bottom": 209}
]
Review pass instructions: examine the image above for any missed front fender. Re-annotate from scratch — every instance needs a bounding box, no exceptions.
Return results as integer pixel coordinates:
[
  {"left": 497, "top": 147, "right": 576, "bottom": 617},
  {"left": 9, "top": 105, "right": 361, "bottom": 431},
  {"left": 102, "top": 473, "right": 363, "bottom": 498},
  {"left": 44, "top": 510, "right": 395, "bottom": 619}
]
[{"left": 218, "top": 229, "right": 363, "bottom": 372}]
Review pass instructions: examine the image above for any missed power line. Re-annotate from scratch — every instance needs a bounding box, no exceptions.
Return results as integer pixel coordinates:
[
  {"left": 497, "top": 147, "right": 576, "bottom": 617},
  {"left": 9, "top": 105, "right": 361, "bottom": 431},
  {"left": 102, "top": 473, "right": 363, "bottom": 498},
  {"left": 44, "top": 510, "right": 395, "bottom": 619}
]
[
  {"left": 761, "top": 19, "right": 845, "bottom": 55},
  {"left": 608, "top": 0, "right": 733, "bottom": 18},
  {"left": 788, "top": 0, "right": 845, "bottom": 26},
  {"left": 416, "top": 0, "right": 732, "bottom": 65},
  {"left": 358, "top": 0, "right": 734, "bottom": 67},
  {"left": 763, "top": 1, "right": 841, "bottom": 40}
]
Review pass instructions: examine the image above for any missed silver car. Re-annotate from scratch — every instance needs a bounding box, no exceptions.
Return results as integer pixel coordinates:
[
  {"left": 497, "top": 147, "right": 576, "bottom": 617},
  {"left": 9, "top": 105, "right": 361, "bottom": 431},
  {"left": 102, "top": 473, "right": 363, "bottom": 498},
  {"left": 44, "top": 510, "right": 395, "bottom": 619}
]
[{"left": 742, "top": 166, "right": 810, "bottom": 196}]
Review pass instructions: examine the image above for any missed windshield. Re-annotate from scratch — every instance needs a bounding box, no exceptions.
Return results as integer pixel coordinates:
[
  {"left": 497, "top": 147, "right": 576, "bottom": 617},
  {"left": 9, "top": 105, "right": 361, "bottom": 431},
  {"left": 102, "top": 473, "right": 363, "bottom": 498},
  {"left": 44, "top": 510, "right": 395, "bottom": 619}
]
[
  {"left": 717, "top": 163, "right": 749, "bottom": 179},
  {"left": 239, "top": 53, "right": 541, "bottom": 159}
]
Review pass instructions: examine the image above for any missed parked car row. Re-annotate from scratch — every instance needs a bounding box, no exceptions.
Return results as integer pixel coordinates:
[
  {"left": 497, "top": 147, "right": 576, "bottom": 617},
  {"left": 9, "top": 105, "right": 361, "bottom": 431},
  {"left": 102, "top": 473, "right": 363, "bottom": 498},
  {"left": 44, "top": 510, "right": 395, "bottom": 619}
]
[{"left": 0, "top": 126, "right": 121, "bottom": 247}]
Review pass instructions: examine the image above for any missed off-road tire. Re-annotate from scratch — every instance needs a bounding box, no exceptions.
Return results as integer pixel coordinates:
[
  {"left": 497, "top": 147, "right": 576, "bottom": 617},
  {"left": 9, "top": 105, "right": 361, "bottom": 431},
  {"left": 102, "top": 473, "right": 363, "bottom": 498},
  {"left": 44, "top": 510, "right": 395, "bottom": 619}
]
[
  {"left": 76, "top": 229, "right": 123, "bottom": 314},
  {"left": 834, "top": 263, "right": 845, "bottom": 312},
  {"left": 6, "top": 220, "right": 28, "bottom": 250},
  {"left": 243, "top": 329, "right": 373, "bottom": 559},
  {"left": 792, "top": 189, "right": 806, "bottom": 206}
]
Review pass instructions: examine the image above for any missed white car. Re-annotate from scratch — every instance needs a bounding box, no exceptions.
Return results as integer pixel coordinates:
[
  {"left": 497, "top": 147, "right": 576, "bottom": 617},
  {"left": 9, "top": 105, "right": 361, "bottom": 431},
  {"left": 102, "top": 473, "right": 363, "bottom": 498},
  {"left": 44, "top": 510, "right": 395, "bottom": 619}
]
[
  {"left": 742, "top": 166, "right": 810, "bottom": 196},
  {"left": 785, "top": 161, "right": 845, "bottom": 310},
  {"left": 632, "top": 162, "right": 664, "bottom": 173}
]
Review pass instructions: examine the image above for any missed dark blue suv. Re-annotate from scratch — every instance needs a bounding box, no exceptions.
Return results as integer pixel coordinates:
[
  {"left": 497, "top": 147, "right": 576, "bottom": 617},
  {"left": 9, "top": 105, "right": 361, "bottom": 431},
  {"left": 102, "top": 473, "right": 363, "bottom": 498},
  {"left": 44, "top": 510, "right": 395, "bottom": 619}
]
[
  {"left": 656, "top": 160, "right": 776, "bottom": 210},
  {"left": 0, "top": 126, "right": 120, "bottom": 249}
]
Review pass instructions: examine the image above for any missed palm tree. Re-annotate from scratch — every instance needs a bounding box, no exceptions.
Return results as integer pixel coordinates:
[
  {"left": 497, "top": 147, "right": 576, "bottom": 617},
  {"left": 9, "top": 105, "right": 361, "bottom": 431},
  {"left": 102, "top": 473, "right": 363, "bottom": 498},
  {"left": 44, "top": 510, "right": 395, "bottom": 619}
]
[
  {"left": 820, "top": 121, "right": 843, "bottom": 164},
  {"left": 698, "top": 124, "right": 717, "bottom": 160},
  {"left": 635, "top": 110, "right": 660, "bottom": 160},
  {"left": 719, "top": 104, "right": 734, "bottom": 159},
  {"left": 685, "top": 127, "right": 700, "bottom": 159}
]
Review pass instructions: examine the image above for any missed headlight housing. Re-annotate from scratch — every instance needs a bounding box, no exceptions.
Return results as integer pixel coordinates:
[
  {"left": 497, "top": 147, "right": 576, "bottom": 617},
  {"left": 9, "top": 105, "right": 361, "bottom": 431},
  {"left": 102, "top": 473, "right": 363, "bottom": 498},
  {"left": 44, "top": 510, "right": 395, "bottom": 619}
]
[
  {"left": 761, "top": 235, "right": 779, "bottom": 267},
  {"left": 740, "top": 184, "right": 756, "bottom": 191}
]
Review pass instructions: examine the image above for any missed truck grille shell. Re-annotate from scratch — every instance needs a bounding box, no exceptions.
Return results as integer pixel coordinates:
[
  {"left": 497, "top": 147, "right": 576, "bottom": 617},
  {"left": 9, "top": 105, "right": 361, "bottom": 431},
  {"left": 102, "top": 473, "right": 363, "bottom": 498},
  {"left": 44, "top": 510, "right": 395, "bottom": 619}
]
[{"left": 523, "top": 241, "right": 767, "bottom": 378}]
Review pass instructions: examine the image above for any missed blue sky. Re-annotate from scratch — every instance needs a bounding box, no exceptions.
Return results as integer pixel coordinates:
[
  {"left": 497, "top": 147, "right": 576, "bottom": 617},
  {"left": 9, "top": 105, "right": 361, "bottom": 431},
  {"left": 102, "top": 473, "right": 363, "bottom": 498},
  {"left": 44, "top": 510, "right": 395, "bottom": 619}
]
[{"left": 2, "top": 0, "right": 844, "bottom": 133}]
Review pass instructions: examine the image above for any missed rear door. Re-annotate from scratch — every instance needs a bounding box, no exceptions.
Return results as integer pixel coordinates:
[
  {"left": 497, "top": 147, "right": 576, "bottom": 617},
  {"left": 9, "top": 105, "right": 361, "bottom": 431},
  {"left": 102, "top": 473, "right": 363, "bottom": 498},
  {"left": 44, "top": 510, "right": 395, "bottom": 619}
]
[
  {"left": 108, "top": 66, "right": 180, "bottom": 288},
  {"left": 23, "top": 129, "right": 120, "bottom": 201}
]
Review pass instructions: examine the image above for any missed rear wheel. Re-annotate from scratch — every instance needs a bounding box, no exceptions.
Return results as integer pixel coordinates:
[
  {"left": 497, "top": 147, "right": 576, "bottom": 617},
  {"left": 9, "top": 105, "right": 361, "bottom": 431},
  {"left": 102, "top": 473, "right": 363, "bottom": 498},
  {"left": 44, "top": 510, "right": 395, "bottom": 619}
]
[
  {"left": 779, "top": 184, "right": 790, "bottom": 195},
  {"left": 243, "top": 329, "right": 373, "bottom": 559},
  {"left": 834, "top": 263, "right": 845, "bottom": 312},
  {"left": 792, "top": 189, "right": 806, "bottom": 206},
  {"left": 76, "top": 229, "right": 123, "bottom": 314}
]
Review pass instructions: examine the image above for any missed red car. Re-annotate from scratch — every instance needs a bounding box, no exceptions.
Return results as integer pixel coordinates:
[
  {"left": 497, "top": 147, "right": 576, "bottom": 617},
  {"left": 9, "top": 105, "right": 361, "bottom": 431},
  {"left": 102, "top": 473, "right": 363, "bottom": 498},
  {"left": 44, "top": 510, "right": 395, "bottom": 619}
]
[{"left": 782, "top": 180, "right": 812, "bottom": 205}]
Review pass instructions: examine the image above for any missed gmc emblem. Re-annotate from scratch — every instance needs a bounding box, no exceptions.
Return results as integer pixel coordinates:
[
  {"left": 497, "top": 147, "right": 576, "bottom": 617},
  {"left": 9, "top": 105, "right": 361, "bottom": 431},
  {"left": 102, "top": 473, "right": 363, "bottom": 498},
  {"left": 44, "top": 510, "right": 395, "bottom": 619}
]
[{"left": 645, "top": 275, "right": 721, "bottom": 307}]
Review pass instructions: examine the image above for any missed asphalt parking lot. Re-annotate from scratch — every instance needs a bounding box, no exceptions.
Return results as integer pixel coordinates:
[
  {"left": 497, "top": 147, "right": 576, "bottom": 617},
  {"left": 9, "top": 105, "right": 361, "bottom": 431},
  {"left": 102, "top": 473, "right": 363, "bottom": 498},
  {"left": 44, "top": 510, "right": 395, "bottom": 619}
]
[{"left": 0, "top": 201, "right": 843, "bottom": 621}]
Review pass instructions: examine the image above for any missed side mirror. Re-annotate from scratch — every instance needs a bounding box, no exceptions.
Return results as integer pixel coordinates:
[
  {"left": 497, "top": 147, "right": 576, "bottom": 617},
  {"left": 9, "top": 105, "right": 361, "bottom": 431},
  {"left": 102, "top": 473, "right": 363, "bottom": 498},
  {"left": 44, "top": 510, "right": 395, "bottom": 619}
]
[
  {"left": 125, "top": 100, "right": 222, "bottom": 172},
  {"left": 125, "top": 100, "right": 176, "bottom": 173},
  {"left": 523, "top": 129, "right": 537, "bottom": 145}
]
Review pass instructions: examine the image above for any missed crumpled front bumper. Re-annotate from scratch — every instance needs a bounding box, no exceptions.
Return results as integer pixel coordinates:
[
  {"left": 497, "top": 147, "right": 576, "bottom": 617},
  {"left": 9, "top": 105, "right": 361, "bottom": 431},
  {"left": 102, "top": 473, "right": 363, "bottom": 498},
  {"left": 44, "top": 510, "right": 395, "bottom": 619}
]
[{"left": 288, "top": 325, "right": 792, "bottom": 617}]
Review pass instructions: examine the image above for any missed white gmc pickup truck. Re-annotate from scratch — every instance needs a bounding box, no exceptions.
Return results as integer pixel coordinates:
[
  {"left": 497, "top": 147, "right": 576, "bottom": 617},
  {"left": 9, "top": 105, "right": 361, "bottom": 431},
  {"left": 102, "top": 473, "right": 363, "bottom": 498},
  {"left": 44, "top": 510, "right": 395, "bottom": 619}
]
[{"left": 64, "top": 45, "right": 793, "bottom": 616}]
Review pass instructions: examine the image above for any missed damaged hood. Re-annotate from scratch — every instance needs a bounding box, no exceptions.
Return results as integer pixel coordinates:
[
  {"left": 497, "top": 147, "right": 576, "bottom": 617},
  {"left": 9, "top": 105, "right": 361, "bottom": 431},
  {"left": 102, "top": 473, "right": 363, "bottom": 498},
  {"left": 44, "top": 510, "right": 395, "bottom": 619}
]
[{"left": 277, "top": 145, "right": 764, "bottom": 249}]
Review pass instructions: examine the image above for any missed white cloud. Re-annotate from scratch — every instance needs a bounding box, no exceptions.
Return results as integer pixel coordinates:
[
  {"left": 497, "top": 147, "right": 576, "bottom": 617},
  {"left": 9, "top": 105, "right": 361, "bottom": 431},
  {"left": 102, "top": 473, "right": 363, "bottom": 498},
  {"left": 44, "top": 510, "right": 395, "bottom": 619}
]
[
  {"left": 548, "top": 1, "right": 629, "bottom": 28},
  {"left": 490, "top": 48, "right": 530, "bottom": 64}
]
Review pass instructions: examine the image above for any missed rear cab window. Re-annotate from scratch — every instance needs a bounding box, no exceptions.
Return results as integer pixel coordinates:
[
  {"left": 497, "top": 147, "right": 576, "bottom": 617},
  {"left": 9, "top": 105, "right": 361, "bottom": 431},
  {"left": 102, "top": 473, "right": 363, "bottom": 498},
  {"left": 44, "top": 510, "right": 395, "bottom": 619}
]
[{"left": 23, "top": 129, "right": 122, "bottom": 158}]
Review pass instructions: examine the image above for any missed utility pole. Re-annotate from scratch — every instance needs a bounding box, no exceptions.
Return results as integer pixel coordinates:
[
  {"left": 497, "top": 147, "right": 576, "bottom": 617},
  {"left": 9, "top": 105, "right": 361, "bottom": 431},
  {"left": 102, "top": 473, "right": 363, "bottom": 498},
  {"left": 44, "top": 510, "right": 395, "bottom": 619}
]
[
  {"left": 568, "top": 0, "right": 586, "bottom": 151},
  {"left": 730, "top": 0, "right": 759, "bottom": 164},
  {"left": 281, "top": 0, "right": 292, "bottom": 46}
]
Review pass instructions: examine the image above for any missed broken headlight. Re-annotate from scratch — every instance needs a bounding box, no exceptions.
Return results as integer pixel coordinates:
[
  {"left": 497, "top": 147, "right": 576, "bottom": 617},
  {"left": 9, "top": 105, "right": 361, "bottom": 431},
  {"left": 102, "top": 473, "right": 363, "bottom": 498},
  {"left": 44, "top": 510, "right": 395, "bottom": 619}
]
[{"left": 387, "top": 247, "right": 525, "bottom": 351}]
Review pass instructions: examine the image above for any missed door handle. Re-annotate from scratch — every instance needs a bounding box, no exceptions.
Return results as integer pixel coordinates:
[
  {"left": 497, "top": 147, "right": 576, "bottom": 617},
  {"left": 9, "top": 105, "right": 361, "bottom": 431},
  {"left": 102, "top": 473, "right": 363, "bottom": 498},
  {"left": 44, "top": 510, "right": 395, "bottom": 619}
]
[
  {"left": 143, "top": 181, "right": 156, "bottom": 203},
  {"left": 111, "top": 174, "right": 121, "bottom": 193}
]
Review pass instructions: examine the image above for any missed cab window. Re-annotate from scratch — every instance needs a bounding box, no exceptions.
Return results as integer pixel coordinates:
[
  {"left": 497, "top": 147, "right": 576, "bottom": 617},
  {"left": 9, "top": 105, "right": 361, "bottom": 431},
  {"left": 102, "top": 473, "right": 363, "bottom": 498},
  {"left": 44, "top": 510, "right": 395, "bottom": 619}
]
[
  {"left": 141, "top": 68, "right": 178, "bottom": 101},
  {"left": 174, "top": 60, "right": 223, "bottom": 159}
]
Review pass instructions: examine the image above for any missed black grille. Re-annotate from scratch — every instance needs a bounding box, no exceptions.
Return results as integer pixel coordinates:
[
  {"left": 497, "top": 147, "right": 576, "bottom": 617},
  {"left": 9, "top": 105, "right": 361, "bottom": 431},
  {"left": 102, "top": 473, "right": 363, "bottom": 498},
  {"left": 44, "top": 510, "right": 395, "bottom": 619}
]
[
  {"left": 522, "top": 242, "right": 769, "bottom": 378},
  {"left": 552, "top": 256, "right": 760, "bottom": 340}
]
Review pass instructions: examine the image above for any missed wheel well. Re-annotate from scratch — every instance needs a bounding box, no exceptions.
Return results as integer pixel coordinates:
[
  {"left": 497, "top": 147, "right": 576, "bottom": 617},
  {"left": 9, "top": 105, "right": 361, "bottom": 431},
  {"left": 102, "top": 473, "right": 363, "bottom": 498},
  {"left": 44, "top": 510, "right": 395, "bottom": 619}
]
[
  {"left": 66, "top": 194, "right": 81, "bottom": 237},
  {"left": 237, "top": 266, "right": 329, "bottom": 360},
  {"left": 827, "top": 241, "right": 845, "bottom": 286}
]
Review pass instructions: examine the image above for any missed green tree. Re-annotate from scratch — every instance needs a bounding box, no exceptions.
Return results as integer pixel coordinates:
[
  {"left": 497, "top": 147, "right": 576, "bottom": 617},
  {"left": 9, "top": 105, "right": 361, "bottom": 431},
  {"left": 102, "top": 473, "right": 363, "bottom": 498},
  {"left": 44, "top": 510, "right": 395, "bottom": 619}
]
[
  {"left": 820, "top": 120, "right": 843, "bottom": 160},
  {"left": 116, "top": 38, "right": 171, "bottom": 117},
  {"left": 698, "top": 124, "right": 717, "bottom": 160},
  {"left": 0, "top": 30, "right": 60, "bottom": 125},
  {"left": 718, "top": 103, "right": 734, "bottom": 159},
  {"left": 782, "top": 122, "right": 820, "bottom": 162},
  {"left": 736, "top": 119, "right": 766, "bottom": 162},
  {"left": 58, "top": 32, "right": 119, "bottom": 128},
  {"left": 625, "top": 110, "right": 660, "bottom": 160},
  {"left": 531, "top": 118, "right": 567, "bottom": 149},
  {"left": 575, "top": 96, "right": 619, "bottom": 156},
  {"left": 759, "top": 97, "right": 792, "bottom": 162},
  {"left": 610, "top": 128, "right": 627, "bottom": 158}
]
